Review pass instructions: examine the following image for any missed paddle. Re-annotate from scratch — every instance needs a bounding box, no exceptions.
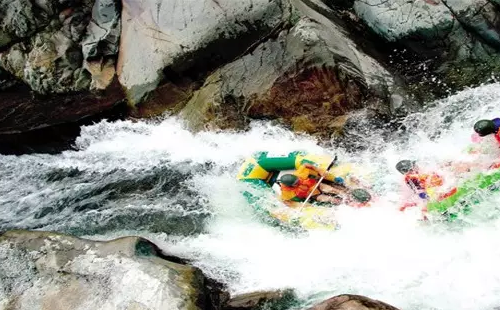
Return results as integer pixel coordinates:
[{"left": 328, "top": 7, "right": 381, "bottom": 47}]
[{"left": 299, "top": 155, "right": 338, "bottom": 211}]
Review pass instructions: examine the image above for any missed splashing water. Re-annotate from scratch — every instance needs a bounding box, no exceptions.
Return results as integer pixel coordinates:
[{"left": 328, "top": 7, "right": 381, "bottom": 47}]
[{"left": 2, "top": 83, "right": 500, "bottom": 310}]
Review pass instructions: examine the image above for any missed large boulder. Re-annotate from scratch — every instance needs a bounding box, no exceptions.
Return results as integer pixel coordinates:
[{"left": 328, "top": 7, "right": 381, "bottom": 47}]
[
  {"left": 117, "top": 0, "right": 293, "bottom": 107},
  {"left": 352, "top": 0, "right": 500, "bottom": 92},
  {"left": 178, "top": 0, "right": 405, "bottom": 136},
  {"left": 0, "top": 230, "right": 215, "bottom": 310}
]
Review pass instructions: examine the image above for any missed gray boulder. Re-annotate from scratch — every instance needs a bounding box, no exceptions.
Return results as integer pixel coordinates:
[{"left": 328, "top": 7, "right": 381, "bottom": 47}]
[
  {"left": 116, "top": 0, "right": 293, "bottom": 105},
  {"left": 0, "top": 230, "right": 210, "bottom": 310},
  {"left": 353, "top": 0, "right": 500, "bottom": 90},
  {"left": 179, "top": 0, "right": 403, "bottom": 136}
]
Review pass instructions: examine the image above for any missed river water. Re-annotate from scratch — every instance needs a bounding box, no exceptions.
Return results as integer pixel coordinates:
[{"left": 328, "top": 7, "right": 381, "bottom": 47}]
[{"left": 1, "top": 83, "right": 500, "bottom": 310}]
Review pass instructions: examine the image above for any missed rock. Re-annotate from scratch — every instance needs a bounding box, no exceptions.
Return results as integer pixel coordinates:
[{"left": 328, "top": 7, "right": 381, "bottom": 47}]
[
  {"left": 82, "top": 0, "right": 121, "bottom": 60},
  {"left": 0, "top": 0, "right": 128, "bottom": 154},
  {"left": 224, "top": 289, "right": 299, "bottom": 310},
  {"left": 81, "top": 0, "right": 121, "bottom": 91},
  {"left": 116, "top": 0, "right": 293, "bottom": 106},
  {"left": 85, "top": 57, "right": 117, "bottom": 90},
  {"left": 306, "top": 294, "right": 400, "bottom": 310},
  {"left": 0, "top": 0, "right": 49, "bottom": 48},
  {"left": 352, "top": 0, "right": 500, "bottom": 92},
  {"left": 179, "top": 1, "right": 403, "bottom": 137},
  {"left": 0, "top": 230, "right": 215, "bottom": 310},
  {"left": 0, "top": 74, "right": 125, "bottom": 134},
  {"left": 0, "top": 30, "right": 90, "bottom": 95}
]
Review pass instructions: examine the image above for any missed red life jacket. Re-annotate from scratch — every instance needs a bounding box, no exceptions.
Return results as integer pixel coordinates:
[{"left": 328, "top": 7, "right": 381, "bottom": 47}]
[{"left": 404, "top": 173, "right": 443, "bottom": 191}]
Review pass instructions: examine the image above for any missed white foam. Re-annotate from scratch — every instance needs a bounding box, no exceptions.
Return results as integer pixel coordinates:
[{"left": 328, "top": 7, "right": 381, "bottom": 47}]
[{"left": 2, "top": 83, "right": 500, "bottom": 310}]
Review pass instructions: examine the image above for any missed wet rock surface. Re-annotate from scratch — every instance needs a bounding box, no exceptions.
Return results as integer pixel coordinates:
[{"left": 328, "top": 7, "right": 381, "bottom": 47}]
[
  {"left": 0, "top": 230, "right": 218, "bottom": 310},
  {"left": 352, "top": 0, "right": 500, "bottom": 95},
  {"left": 179, "top": 1, "right": 405, "bottom": 137}
]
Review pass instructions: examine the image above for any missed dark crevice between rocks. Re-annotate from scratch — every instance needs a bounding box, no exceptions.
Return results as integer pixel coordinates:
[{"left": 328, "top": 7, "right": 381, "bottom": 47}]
[
  {"left": 0, "top": 79, "right": 128, "bottom": 155},
  {"left": 134, "top": 238, "right": 187, "bottom": 264},
  {"left": 223, "top": 290, "right": 300, "bottom": 310},
  {"left": 0, "top": 108, "right": 126, "bottom": 156}
]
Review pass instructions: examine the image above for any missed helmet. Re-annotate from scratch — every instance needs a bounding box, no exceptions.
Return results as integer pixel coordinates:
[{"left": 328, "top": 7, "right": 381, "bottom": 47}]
[
  {"left": 473, "top": 119, "right": 496, "bottom": 136},
  {"left": 350, "top": 188, "right": 371, "bottom": 203},
  {"left": 279, "top": 174, "right": 299, "bottom": 186},
  {"left": 395, "top": 160, "right": 416, "bottom": 174}
]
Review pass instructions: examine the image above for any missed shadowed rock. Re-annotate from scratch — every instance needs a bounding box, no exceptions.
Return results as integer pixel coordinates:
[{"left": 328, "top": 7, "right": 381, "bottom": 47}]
[
  {"left": 352, "top": 0, "right": 500, "bottom": 92},
  {"left": 0, "top": 0, "right": 125, "bottom": 154},
  {"left": 224, "top": 289, "right": 299, "bottom": 310},
  {"left": 306, "top": 294, "right": 401, "bottom": 310}
]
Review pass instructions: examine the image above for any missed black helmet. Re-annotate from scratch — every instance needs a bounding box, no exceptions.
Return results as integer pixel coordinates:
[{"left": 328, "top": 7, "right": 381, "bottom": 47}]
[
  {"left": 395, "top": 160, "right": 416, "bottom": 174},
  {"left": 473, "top": 119, "right": 496, "bottom": 136},
  {"left": 279, "top": 174, "right": 299, "bottom": 186},
  {"left": 350, "top": 188, "right": 371, "bottom": 203}
]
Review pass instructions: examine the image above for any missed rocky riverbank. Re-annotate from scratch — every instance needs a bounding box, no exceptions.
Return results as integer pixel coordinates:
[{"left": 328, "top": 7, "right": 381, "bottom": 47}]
[
  {"left": 0, "top": 230, "right": 402, "bottom": 310},
  {"left": 1, "top": 0, "right": 499, "bottom": 154}
]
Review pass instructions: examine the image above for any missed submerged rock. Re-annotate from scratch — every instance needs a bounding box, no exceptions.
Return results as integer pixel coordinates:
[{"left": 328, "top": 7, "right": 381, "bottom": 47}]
[
  {"left": 0, "top": 230, "right": 215, "bottom": 310},
  {"left": 224, "top": 289, "right": 299, "bottom": 310},
  {"left": 306, "top": 294, "right": 401, "bottom": 310}
]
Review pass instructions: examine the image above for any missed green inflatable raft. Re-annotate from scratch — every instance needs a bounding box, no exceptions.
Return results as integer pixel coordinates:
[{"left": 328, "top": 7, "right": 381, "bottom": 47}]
[{"left": 426, "top": 166, "right": 500, "bottom": 220}]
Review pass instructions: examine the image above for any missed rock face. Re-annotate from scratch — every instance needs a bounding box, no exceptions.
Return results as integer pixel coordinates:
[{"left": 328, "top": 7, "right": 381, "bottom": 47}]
[
  {"left": 117, "top": 0, "right": 293, "bottom": 106},
  {"left": 0, "top": 230, "right": 212, "bottom": 310},
  {"left": 178, "top": 0, "right": 403, "bottom": 136},
  {"left": 0, "top": 0, "right": 124, "bottom": 151},
  {"left": 306, "top": 294, "right": 401, "bottom": 310},
  {"left": 352, "top": 0, "right": 500, "bottom": 92}
]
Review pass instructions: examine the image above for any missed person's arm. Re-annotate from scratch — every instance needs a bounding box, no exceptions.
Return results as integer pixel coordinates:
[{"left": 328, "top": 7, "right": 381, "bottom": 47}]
[{"left": 302, "top": 163, "right": 325, "bottom": 176}]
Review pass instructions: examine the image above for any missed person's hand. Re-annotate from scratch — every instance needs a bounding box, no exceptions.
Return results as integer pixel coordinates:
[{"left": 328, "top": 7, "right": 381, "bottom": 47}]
[{"left": 304, "top": 163, "right": 326, "bottom": 176}]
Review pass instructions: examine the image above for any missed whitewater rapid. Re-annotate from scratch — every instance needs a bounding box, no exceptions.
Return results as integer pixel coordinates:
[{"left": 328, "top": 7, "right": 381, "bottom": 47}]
[{"left": 2, "top": 83, "right": 500, "bottom": 310}]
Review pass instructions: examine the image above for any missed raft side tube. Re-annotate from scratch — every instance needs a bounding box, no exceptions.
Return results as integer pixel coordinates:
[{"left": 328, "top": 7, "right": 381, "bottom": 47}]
[{"left": 426, "top": 168, "right": 500, "bottom": 215}]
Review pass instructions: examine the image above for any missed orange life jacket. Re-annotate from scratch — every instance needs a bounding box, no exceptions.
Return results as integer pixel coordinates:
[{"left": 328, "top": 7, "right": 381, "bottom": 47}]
[{"left": 281, "top": 178, "right": 319, "bottom": 201}]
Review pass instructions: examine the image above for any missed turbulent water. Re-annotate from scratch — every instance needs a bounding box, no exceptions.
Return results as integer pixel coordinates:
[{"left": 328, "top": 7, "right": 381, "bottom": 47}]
[{"left": 2, "top": 83, "right": 500, "bottom": 310}]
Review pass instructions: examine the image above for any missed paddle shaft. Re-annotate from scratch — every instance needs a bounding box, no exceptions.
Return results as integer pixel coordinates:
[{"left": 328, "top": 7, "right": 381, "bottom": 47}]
[{"left": 299, "top": 156, "right": 338, "bottom": 210}]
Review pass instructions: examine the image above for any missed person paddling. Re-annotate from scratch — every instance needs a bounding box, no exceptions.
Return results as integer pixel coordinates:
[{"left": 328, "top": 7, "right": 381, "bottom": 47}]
[
  {"left": 396, "top": 160, "right": 445, "bottom": 213},
  {"left": 277, "top": 163, "right": 371, "bottom": 207}
]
